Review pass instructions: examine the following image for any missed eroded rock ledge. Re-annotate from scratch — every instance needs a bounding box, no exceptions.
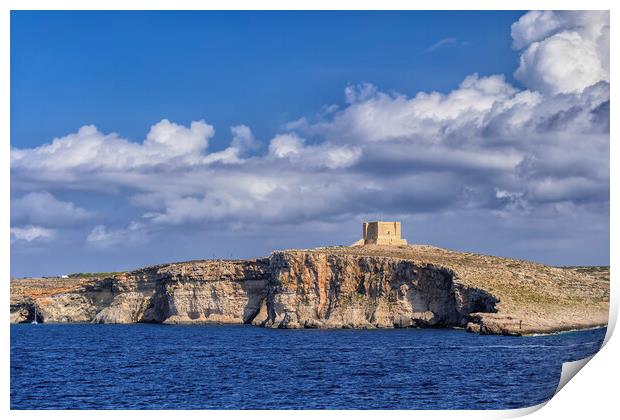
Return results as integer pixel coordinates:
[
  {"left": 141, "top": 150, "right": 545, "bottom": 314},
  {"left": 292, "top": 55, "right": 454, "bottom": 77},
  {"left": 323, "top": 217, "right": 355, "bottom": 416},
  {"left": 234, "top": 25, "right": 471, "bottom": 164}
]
[{"left": 10, "top": 246, "right": 609, "bottom": 335}]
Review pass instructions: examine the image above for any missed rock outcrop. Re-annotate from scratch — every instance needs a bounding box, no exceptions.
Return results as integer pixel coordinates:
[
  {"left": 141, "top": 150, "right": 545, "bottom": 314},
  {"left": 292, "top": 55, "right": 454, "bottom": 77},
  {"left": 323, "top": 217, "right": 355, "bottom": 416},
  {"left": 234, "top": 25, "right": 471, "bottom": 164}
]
[
  {"left": 10, "top": 245, "right": 609, "bottom": 335},
  {"left": 251, "top": 251, "right": 495, "bottom": 329},
  {"left": 11, "top": 259, "right": 269, "bottom": 325}
]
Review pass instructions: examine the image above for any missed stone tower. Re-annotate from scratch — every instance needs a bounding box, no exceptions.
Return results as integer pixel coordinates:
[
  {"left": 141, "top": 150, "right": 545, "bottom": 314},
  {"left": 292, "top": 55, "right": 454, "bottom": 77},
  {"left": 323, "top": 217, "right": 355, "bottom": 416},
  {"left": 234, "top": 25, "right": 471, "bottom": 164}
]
[{"left": 358, "top": 221, "right": 407, "bottom": 246}]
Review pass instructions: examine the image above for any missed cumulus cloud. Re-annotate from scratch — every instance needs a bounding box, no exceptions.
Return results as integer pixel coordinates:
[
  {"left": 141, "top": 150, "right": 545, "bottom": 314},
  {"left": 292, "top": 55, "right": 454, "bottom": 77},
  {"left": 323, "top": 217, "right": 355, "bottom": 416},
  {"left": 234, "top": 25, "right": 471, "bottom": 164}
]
[
  {"left": 11, "top": 191, "right": 94, "bottom": 227},
  {"left": 307, "top": 75, "right": 520, "bottom": 144},
  {"left": 11, "top": 119, "right": 216, "bottom": 172},
  {"left": 267, "top": 133, "right": 361, "bottom": 169},
  {"left": 9, "top": 10, "right": 609, "bottom": 254},
  {"left": 512, "top": 11, "right": 609, "bottom": 94},
  {"left": 11, "top": 226, "right": 56, "bottom": 243},
  {"left": 269, "top": 133, "right": 305, "bottom": 159}
]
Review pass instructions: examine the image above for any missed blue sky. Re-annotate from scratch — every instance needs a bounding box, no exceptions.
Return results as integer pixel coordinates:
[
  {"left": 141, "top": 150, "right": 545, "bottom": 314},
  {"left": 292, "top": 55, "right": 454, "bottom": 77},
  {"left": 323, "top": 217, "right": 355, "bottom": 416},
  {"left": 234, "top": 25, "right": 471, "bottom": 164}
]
[
  {"left": 11, "top": 11, "right": 523, "bottom": 150},
  {"left": 10, "top": 11, "right": 610, "bottom": 277}
]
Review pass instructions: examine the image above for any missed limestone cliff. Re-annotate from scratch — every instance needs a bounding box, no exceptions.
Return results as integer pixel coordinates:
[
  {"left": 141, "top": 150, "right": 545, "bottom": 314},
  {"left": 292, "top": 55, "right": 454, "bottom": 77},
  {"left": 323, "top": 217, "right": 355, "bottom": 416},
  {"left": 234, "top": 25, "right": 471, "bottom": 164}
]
[
  {"left": 11, "top": 259, "right": 269, "bottom": 325},
  {"left": 10, "top": 245, "right": 609, "bottom": 335},
  {"left": 251, "top": 251, "right": 496, "bottom": 329}
]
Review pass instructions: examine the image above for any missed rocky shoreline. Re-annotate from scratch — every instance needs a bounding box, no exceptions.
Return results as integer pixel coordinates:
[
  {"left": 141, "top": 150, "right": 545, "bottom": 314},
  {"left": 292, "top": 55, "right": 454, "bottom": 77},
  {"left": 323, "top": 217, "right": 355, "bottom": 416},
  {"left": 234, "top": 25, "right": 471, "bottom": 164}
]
[{"left": 10, "top": 245, "right": 609, "bottom": 336}]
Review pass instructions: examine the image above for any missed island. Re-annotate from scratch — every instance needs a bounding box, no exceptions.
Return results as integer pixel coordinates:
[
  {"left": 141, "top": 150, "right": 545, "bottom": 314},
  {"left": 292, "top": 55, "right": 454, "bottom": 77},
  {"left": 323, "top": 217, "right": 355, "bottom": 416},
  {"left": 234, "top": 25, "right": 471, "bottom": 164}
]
[{"left": 10, "top": 222, "right": 609, "bottom": 336}]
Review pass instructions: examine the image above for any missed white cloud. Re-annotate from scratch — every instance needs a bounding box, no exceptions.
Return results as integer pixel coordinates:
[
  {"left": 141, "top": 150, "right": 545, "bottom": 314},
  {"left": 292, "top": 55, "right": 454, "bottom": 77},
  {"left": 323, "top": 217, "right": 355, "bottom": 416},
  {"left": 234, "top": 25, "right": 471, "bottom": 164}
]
[
  {"left": 10, "top": 226, "right": 56, "bottom": 242},
  {"left": 86, "top": 222, "right": 148, "bottom": 248},
  {"left": 323, "top": 146, "right": 361, "bottom": 169},
  {"left": 512, "top": 11, "right": 609, "bottom": 94},
  {"left": 11, "top": 119, "right": 216, "bottom": 172},
  {"left": 145, "top": 119, "right": 213, "bottom": 156},
  {"left": 308, "top": 75, "right": 519, "bottom": 144},
  {"left": 344, "top": 82, "right": 378, "bottom": 104},
  {"left": 427, "top": 37, "right": 458, "bottom": 52},
  {"left": 511, "top": 10, "right": 563, "bottom": 49},
  {"left": 11, "top": 191, "right": 94, "bottom": 227},
  {"left": 230, "top": 124, "right": 259, "bottom": 154},
  {"left": 268, "top": 132, "right": 361, "bottom": 169},
  {"left": 426, "top": 37, "right": 471, "bottom": 53},
  {"left": 269, "top": 133, "right": 305, "bottom": 159}
]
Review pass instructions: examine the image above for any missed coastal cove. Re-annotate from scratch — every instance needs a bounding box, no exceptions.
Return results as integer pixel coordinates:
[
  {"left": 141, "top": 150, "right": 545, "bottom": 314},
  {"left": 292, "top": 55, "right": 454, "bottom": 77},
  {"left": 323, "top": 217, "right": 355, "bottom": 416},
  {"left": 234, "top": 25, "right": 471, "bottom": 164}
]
[{"left": 11, "top": 324, "right": 606, "bottom": 409}]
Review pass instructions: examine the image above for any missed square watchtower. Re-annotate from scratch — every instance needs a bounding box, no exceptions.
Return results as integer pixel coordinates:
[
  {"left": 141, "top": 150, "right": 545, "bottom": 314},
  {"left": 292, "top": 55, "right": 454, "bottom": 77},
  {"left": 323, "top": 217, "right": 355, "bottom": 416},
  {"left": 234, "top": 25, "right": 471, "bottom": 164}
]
[{"left": 362, "top": 221, "right": 407, "bottom": 246}]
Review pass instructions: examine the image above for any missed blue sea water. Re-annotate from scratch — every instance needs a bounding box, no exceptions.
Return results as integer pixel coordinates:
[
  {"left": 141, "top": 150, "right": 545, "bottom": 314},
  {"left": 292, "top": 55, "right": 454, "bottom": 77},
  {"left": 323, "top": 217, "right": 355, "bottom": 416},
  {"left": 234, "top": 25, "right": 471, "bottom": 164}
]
[{"left": 10, "top": 324, "right": 605, "bottom": 410}]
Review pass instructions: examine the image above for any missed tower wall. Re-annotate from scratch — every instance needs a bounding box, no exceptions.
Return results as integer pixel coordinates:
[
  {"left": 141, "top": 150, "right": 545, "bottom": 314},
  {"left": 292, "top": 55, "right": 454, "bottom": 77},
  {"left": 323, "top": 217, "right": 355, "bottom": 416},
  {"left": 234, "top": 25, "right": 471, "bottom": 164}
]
[{"left": 362, "top": 221, "right": 407, "bottom": 246}]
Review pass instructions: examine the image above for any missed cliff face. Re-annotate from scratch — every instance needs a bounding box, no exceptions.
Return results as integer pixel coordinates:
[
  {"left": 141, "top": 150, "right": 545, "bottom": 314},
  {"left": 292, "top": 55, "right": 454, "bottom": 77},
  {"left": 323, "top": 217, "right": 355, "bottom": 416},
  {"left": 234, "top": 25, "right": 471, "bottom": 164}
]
[
  {"left": 10, "top": 245, "right": 609, "bottom": 335},
  {"left": 252, "top": 251, "right": 495, "bottom": 328},
  {"left": 96, "top": 259, "right": 270, "bottom": 324},
  {"left": 11, "top": 259, "right": 269, "bottom": 325},
  {"left": 10, "top": 251, "right": 496, "bottom": 331}
]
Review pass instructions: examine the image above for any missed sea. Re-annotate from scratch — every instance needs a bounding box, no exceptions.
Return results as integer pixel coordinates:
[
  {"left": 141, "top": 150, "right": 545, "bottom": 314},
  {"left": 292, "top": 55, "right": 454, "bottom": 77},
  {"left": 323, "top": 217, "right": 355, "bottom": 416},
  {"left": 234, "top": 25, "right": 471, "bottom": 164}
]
[{"left": 10, "top": 324, "right": 606, "bottom": 410}]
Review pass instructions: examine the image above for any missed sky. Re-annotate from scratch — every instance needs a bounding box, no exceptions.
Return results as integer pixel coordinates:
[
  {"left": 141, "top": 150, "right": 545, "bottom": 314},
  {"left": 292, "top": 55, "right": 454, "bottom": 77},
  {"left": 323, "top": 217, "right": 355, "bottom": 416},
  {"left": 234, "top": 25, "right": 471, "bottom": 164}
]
[{"left": 10, "top": 10, "right": 610, "bottom": 277}]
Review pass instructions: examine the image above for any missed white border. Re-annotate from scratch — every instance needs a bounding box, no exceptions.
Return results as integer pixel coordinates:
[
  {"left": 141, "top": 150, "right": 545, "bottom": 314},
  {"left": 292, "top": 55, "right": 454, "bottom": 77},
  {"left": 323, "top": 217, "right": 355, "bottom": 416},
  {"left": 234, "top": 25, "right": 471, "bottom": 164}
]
[{"left": 2, "top": 1, "right": 616, "bottom": 419}]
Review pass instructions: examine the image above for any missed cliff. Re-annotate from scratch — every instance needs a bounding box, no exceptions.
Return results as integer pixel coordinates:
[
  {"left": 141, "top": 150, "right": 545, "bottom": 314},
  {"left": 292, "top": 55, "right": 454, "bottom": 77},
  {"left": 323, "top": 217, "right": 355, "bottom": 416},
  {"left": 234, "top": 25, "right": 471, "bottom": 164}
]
[
  {"left": 11, "top": 259, "right": 269, "bottom": 325},
  {"left": 10, "top": 245, "right": 609, "bottom": 335}
]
